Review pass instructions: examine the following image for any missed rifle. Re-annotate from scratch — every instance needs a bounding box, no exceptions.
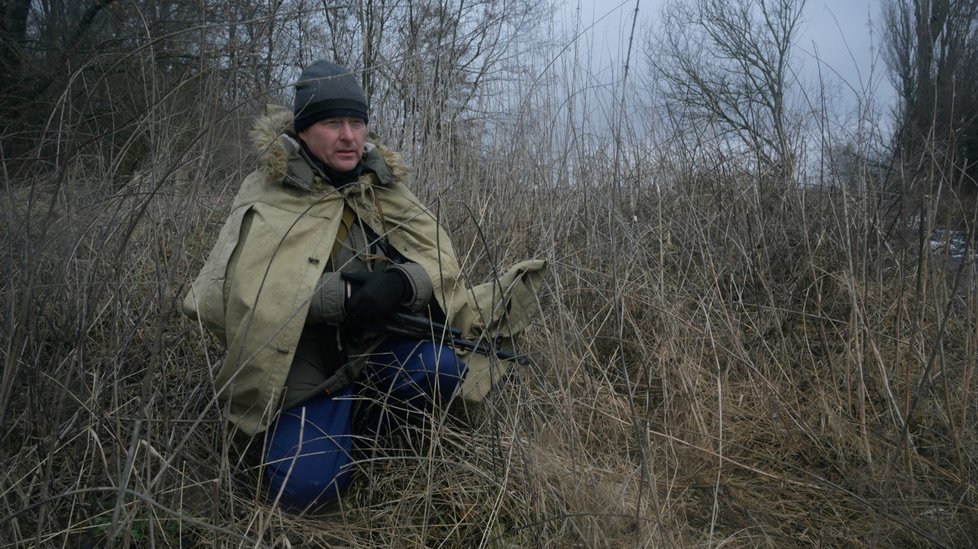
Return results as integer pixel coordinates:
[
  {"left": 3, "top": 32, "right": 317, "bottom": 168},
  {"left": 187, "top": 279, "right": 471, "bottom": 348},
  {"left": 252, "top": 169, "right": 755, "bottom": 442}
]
[
  {"left": 379, "top": 312, "right": 520, "bottom": 361},
  {"left": 301, "top": 313, "right": 523, "bottom": 403}
]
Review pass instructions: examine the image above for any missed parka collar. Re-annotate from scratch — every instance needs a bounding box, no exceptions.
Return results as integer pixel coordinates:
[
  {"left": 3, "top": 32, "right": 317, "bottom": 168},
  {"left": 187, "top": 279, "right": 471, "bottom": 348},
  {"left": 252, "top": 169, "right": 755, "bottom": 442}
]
[
  {"left": 251, "top": 105, "right": 404, "bottom": 192},
  {"left": 277, "top": 134, "right": 397, "bottom": 191}
]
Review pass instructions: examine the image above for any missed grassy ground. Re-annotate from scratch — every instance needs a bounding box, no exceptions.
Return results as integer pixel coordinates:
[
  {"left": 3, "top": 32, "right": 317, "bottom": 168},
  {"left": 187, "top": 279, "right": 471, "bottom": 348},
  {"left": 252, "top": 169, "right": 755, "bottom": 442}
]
[{"left": 2, "top": 106, "right": 977, "bottom": 547}]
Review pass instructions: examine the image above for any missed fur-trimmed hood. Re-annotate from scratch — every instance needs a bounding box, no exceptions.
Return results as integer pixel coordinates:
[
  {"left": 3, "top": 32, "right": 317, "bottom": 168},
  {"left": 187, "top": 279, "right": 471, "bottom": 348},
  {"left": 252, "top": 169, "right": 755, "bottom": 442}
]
[{"left": 249, "top": 105, "right": 410, "bottom": 191}]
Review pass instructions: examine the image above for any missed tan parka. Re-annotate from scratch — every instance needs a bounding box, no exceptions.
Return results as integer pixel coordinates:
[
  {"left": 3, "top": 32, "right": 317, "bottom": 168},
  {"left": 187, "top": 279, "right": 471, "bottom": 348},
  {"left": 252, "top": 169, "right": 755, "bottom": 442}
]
[{"left": 183, "top": 107, "right": 546, "bottom": 435}]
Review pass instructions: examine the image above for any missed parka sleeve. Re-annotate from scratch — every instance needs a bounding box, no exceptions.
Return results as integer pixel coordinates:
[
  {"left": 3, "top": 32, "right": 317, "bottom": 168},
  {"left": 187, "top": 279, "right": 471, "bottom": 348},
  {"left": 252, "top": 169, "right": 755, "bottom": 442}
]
[
  {"left": 306, "top": 270, "right": 347, "bottom": 325},
  {"left": 388, "top": 262, "right": 433, "bottom": 312}
]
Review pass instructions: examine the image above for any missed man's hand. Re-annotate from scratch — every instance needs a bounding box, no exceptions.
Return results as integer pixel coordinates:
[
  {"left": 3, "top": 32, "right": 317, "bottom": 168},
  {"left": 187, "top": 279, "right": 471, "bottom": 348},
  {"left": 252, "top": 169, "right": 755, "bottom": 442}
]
[{"left": 341, "top": 270, "right": 410, "bottom": 322}]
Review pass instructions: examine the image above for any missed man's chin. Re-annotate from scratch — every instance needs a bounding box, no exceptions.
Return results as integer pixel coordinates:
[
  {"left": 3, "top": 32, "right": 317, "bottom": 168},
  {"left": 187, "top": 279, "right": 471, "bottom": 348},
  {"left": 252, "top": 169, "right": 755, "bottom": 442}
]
[{"left": 328, "top": 160, "right": 359, "bottom": 172}]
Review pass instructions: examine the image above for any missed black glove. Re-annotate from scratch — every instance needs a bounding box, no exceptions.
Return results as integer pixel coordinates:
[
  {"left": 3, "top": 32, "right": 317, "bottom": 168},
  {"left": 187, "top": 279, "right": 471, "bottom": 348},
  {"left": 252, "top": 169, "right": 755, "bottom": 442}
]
[{"left": 341, "top": 270, "right": 410, "bottom": 322}]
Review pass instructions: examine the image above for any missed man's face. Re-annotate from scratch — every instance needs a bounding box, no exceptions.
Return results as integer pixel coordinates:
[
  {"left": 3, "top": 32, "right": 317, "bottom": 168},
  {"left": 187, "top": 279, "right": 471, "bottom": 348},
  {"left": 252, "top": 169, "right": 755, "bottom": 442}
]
[{"left": 298, "top": 116, "right": 367, "bottom": 172}]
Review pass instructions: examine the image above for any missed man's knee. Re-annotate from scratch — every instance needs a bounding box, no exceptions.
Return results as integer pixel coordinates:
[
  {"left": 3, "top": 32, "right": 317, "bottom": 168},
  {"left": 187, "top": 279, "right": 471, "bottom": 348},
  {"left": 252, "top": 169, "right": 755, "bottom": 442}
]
[
  {"left": 264, "top": 393, "right": 355, "bottom": 509},
  {"left": 403, "top": 341, "right": 466, "bottom": 398},
  {"left": 430, "top": 344, "right": 466, "bottom": 395}
]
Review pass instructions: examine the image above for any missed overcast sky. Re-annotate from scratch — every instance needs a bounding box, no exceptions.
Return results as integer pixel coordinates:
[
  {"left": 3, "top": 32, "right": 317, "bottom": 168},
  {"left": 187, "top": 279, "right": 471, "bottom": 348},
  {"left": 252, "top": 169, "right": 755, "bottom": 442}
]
[{"left": 559, "top": 0, "right": 894, "bottom": 111}]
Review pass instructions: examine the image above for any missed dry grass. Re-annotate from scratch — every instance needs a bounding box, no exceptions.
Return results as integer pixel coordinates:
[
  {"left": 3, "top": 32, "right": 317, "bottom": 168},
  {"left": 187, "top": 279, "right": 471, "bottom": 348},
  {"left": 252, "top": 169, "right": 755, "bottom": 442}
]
[{"left": 3, "top": 67, "right": 978, "bottom": 549}]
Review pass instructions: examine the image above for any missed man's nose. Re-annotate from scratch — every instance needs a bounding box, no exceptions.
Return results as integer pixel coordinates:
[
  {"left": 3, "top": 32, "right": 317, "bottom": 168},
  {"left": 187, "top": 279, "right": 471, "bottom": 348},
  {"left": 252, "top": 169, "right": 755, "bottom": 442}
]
[{"left": 337, "top": 122, "right": 355, "bottom": 140}]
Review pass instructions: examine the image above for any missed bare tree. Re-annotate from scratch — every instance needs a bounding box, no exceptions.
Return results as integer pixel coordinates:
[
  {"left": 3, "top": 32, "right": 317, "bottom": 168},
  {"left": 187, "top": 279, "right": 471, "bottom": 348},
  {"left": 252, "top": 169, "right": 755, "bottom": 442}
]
[
  {"left": 646, "top": 0, "right": 806, "bottom": 180},
  {"left": 882, "top": 0, "right": 978, "bottom": 189},
  {"left": 311, "top": 0, "right": 545, "bottom": 161},
  {"left": 0, "top": 0, "right": 546, "bottom": 182}
]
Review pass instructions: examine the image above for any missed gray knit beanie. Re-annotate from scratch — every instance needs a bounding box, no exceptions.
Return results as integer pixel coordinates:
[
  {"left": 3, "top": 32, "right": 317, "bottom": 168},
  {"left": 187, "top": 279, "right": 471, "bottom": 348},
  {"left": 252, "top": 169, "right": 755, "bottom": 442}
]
[{"left": 293, "top": 60, "right": 368, "bottom": 132}]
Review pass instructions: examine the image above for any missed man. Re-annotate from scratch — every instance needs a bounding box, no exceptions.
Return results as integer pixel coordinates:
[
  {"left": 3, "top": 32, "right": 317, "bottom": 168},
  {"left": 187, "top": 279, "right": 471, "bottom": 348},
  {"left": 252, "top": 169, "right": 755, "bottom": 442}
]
[{"left": 183, "top": 60, "right": 477, "bottom": 510}]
